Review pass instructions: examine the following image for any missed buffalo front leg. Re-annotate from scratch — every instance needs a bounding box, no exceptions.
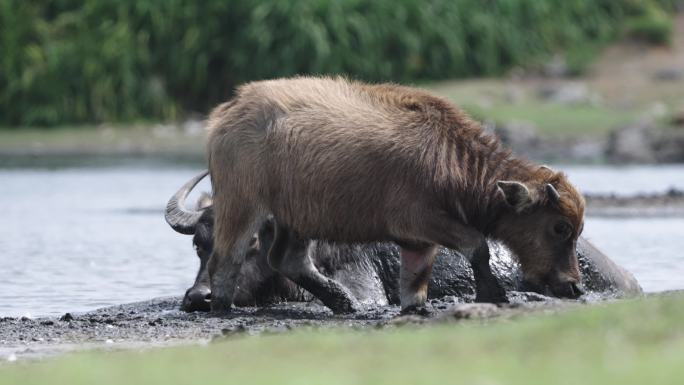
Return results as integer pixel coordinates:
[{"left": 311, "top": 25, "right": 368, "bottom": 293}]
[
  {"left": 413, "top": 214, "right": 508, "bottom": 305},
  {"left": 399, "top": 244, "right": 438, "bottom": 314},
  {"left": 208, "top": 205, "right": 263, "bottom": 313},
  {"left": 470, "top": 240, "right": 508, "bottom": 304},
  {"left": 267, "top": 223, "right": 360, "bottom": 314}
]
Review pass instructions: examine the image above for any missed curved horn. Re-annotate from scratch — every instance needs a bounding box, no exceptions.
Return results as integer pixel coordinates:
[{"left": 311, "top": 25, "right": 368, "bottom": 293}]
[
  {"left": 165, "top": 170, "right": 210, "bottom": 235},
  {"left": 545, "top": 183, "right": 561, "bottom": 205}
]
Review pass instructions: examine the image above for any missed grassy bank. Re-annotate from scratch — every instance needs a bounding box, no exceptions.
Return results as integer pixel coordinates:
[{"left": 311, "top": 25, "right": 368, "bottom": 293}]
[
  {"left": 428, "top": 79, "right": 643, "bottom": 137},
  {"left": 0, "top": 124, "right": 204, "bottom": 157},
  {"left": 2, "top": 292, "right": 683, "bottom": 385}
]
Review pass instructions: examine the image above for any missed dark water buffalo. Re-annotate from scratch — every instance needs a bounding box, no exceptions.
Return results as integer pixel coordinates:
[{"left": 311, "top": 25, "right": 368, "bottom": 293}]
[{"left": 166, "top": 172, "right": 642, "bottom": 312}]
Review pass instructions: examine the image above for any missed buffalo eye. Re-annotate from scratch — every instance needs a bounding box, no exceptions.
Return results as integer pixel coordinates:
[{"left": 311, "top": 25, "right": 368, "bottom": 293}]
[{"left": 553, "top": 221, "right": 572, "bottom": 240}]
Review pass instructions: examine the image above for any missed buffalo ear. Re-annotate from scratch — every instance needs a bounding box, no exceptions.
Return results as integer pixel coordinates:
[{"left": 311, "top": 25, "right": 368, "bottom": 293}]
[
  {"left": 497, "top": 181, "right": 533, "bottom": 211},
  {"left": 545, "top": 183, "right": 561, "bottom": 205}
]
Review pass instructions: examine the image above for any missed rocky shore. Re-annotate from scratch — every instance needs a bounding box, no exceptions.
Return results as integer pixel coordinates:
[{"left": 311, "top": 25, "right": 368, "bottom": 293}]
[{"left": 585, "top": 188, "right": 684, "bottom": 217}]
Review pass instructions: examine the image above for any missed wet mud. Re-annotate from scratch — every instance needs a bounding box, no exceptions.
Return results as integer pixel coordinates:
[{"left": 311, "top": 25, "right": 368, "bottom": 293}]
[{"left": 1, "top": 292, "right": 589, "bottom": 362}]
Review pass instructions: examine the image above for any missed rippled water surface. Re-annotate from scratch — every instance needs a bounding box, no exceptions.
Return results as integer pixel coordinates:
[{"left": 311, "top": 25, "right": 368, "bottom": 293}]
[{"left": 0, "top": 161, "right": 682, "bottom": 317}]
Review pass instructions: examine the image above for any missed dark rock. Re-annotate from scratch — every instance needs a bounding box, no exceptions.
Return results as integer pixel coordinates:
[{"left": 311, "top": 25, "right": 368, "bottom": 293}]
[
  {"left": 607, "top": 116, "right": 684, "bottom": 163},
  {"left": 494, "top": 121, "right": 539, "bottom": 152},
  {"left": 606, "top": 120, "right": 657, "bottom": 163},
  {"left": 537, "top": 83, "right": 594, "bottom": 105},
  {"left": 59, "top": 313, "right": 74, "bottom": 322},
  {"left": 148, "top": 318, "right": 163, "bottom": 326},
  {"left": 652, "top": 127, "right": 684, "bottom": 163},
  {"left": 653, "top": 68, "right": 683, "bottom": 81},
  {"left": 542, "top": 55, "right": 570, "bottom": 78},
  {"left": 672, "top": 107, "right": 684, "bottom": 126},
  {"left": 221, "top": 324, "right": 247, "bottom": 336}
]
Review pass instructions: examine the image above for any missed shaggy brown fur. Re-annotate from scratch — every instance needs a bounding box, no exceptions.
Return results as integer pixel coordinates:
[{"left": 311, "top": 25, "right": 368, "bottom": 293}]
[{"left": 206, "top": 76, "right": 585, "bottom": 312}]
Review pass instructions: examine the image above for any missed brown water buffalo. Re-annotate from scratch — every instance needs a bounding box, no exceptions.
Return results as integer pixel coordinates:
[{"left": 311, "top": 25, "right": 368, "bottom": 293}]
[
  {"left": 204, "top": 77, "right": 586, "bottom": 313},
  {"left": 166, "top": 172, "right": 640, "bottom": 313}
]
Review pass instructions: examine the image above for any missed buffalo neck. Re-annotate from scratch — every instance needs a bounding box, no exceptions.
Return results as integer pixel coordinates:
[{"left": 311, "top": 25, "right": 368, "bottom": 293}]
[{"left": 444, "top": 139, "right": 536, "bottom": 235}]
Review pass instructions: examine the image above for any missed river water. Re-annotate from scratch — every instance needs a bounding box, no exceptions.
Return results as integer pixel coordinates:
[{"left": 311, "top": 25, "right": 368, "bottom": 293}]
[{"left": 0, "top": 161, "right": 682, "bottom": 317}]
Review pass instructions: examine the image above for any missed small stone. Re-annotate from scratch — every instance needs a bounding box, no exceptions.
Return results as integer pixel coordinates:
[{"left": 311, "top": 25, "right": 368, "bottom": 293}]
[
  {"left": 653, "top": 68, "right": 683, "bottom": 81},
  {"left": 105, "top": 339, "right": 114, "bottom": 344},
  {"left": 221, "top": 324, "right": 247, "bottom": 336},
  {"left": 40, "top": 320, "right": 54, "bottom": 326},
  {"left": 441, "top": 303, "right": 500, "bottom": 320},
  {"left": 148, "top": 318, "right": 163, "bottom": 326},
  {"left": 6, "top": 353, "right": 17, "bottom": 362},
  {"left": 389, "top": 314, "right": 427, "bottom": 326},
  {"left": 537, "top": 82, "right": 597, "bottom": 105},
  {"left": 60, "top": 313, "right": 74, "bottom": 322}
]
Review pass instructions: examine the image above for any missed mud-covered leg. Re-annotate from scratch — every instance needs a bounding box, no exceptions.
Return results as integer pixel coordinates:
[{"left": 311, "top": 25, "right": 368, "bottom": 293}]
[
  {"left": 268, "top": 223, "right": 360, "bottom": 314},
  {"left": 471, "top": 240, "right": 508, "bottom": 303},
  {"left": 399, "top": 244, "right": 438, "bottom": 315},
  {"left": 208, "top": 203, "right": 262, "bottom": 312},
  {"left": 404, "top": 213, "right": 508, "bottom": 305}
]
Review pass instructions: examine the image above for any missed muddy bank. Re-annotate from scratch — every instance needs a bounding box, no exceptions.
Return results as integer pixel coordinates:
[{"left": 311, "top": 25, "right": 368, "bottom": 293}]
[
  {"left": 585, "top": 188, "right": 684, "bottom": 217},
  {"left": 1, "top": 293, "right": 591, "bottom": 362}
]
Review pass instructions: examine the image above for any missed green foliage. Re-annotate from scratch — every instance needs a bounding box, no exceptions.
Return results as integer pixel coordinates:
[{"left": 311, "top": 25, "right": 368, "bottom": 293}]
[
  {"left": 626, "top": 6, "right": 674, "bottom": 44},
  {"left": 0, "top": 0, "right": 678, "bottom": 126}
]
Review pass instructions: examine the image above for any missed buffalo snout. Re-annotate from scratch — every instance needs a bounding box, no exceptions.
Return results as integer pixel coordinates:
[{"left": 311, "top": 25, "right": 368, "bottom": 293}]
[
  {"left": 549, "top": 281, "right": 584, "bottom": 299},
  {"left": 182, "top": 285, "right": 211, "bottom": 312},
  {"left": 521, "top": 275, "right": 584, "bottom": 299}
]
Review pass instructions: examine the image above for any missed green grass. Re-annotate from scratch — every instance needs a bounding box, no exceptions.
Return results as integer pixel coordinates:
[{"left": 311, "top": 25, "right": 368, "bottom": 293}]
[
  {"left": 426, "top": 80, "right": 640, "bottom": 138},
  {"left": 462, "top": 102, "right": 638, "bottom": 137},
  {"left": 3, "top": 292, "right": 684, "bottom": 385},
  {"left": 0, "top": 124, "right": 204, "bottom": 156}
]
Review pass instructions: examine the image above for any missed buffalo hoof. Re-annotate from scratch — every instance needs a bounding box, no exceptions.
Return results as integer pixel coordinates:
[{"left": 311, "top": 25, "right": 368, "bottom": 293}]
[
  {"left": 475, "top": 281, "right": 508, "bottom": 304},
  {"left": 325, "top": 296, "right": 361, "bottom": 315},
  {"left": 400, "top": 304, "right": 433, "bottom": 317}
]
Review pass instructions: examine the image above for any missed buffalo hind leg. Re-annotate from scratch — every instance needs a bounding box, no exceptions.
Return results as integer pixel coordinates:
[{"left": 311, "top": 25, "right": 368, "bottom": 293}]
[
  {"left": 470, "top": 240, "right": 508, "bottom": 303},
  {"left": 398, "top": 242, "right": 438, "bottom": 315},
  {"left": 268, "top": 223, "right": 360, "bottom": 314}
]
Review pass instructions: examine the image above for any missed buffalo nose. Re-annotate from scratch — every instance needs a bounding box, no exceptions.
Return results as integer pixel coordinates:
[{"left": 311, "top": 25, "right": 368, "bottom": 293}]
[
  {"left": 550, "top": 281, "right": 584, "bottom": 299},
  {"left": 569, "top": 282, "right": 585, "bottom": 298},
  {"left": 182, "top": 286, "right": 211, "bottom": 312}
]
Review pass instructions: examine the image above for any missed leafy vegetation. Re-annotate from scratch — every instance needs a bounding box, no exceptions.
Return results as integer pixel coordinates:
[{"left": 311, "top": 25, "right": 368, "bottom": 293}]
[
  {"left": 0, "top": 0, "right": 680, "bottom": 126},
  {"left": 2, "top": 292, "right": 684, "bottom": 385}
]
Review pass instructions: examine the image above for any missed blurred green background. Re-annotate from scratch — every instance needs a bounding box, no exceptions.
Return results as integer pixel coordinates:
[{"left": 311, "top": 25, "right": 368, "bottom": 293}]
[{"left": 1, "top": 0, "right": 680, "bottom": 127}]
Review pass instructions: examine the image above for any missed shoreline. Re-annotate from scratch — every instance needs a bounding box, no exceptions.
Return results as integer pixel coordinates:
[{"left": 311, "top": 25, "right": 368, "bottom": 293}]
[
  {"left": 1, "top": 121, "right": 683, "bottom": 166},
  {"left": 585, "top": 189, "right": 684, "bottom": 217},
  {"left": 4, "top": 290, "right": 681, "bottom": 362},
  {"left": 0, "top": 294, "right": 597, "bottom": 362}
]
